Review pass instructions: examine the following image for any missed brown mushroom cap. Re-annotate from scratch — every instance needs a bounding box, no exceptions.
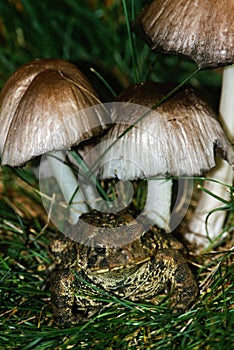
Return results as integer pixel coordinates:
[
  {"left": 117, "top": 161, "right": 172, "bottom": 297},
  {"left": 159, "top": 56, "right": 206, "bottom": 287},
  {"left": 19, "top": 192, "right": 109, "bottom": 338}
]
[
  {"left": 98, "top": 82, "right": 234, "bottom": 179},
  {"left": 132, "top": 0, "right": 234, "bottom": 69},
  {"left": 0, "top": 59, "right": 110, "bottom": 166}
]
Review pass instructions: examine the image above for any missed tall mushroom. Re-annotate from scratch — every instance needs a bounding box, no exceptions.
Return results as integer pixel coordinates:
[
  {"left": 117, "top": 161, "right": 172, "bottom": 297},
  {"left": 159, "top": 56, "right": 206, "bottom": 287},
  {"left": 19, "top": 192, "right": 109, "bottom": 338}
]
[
  {"left": 0, "top": 58, "right": 110, "bottom": 224},
  {"left": 87, "top": 82, "right": 234, "bottom": 233},
  {"left": 133, "top": 0, "right": 234, "bottom": 246}
]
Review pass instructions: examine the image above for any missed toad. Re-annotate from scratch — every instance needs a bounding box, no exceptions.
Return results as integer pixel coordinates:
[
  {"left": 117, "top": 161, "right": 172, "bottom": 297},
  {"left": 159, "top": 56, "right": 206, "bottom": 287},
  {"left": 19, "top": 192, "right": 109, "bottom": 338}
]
[{"left": 50, "top": 209, "right": 198, "bottom": 325}]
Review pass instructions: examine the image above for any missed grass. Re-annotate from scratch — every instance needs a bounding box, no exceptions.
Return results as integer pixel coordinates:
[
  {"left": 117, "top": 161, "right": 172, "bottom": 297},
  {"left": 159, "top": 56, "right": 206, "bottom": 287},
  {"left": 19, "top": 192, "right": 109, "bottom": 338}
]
[{"left": 0, "top": 1, "right": 233, "bottom": 349}]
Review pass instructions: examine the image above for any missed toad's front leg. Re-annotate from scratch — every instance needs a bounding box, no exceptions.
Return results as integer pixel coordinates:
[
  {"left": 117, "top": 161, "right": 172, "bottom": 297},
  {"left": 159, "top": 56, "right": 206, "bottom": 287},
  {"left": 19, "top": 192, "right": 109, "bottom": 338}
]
[
  {"left": 50, "top": 269, "right": 104, "bottom": 326},
  {"left": 154, "top": 250, "right": 198, "bottom": 311},
  {"left": 50, "top": 269, "right": 78, "bottom": 325}
]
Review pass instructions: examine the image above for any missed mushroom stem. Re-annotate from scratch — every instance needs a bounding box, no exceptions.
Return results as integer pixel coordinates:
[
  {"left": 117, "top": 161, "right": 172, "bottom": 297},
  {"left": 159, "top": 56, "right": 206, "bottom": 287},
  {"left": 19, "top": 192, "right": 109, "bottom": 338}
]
[
  {"left": 143, "top": 178, "right": 172, "bottom": 232},
  {"left": 219, "top": 64, "right": 234, "bottom": 142},
  {"left": 188, "top": 160, "right": 232, "bottom": 246},
  {"left": 47, "top": 150, "right": 90, "bottom": 224},
  {"left": 187, "top": 65, "right": 234, "bottom": 247}
]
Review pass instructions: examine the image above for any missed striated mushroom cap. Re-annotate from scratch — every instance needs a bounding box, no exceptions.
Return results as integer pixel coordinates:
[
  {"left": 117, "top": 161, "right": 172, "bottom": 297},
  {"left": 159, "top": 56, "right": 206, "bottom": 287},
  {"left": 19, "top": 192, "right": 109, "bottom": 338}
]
[
  {"left": 0, "top": 59, "right": 110, "bottom": 166},
  {"left": 98, "top": 82, "right": 234, "bottom": 179},
  {"left": 133, "top": 0, "right": 234, "bottom": 69}
]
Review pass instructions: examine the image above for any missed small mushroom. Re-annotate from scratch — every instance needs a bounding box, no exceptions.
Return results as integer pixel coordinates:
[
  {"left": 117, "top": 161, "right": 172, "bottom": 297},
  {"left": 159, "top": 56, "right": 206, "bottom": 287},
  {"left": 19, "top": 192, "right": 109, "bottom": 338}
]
[
  {"left": 133, "top": 0, "right": 234, "bottom": 246},
  {"left": 0, "top": 58, "right": 110, "bottom": 223},
  {"left": 93, "top": 82, "right": 234, "bottom": 231}
]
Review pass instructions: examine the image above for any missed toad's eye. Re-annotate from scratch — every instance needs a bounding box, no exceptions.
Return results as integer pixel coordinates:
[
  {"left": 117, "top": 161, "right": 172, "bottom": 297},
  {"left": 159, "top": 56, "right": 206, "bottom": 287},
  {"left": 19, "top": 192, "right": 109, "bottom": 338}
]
[{"left": 95, "top": 247, "right": 106, "bottom": 254}]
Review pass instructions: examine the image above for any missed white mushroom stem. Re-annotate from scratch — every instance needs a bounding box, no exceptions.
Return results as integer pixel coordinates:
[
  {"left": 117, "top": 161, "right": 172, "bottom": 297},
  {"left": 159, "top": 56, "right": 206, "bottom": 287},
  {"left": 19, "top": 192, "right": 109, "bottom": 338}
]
[
  {"left": 143, "top": 178, "right": 172, "bottom": 232},
  {"left": 144, "top": 178, "right": 194, "bottom": 233},
  {"left": 47, "top": 150, "right": 90, "bottom": 224},
  {"left": 219, "top": 65, "right": 234, "bottom": 142},
  {"left": 188, "top": 65, "right": 234, "bottom": 246}
]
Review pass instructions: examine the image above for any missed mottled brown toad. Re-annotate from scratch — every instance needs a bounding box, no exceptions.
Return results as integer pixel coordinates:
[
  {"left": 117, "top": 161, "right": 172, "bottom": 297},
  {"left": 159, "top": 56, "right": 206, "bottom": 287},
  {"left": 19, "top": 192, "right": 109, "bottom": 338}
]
[{"left": 50, "top": 209, "right": 198, "bottom": 325}]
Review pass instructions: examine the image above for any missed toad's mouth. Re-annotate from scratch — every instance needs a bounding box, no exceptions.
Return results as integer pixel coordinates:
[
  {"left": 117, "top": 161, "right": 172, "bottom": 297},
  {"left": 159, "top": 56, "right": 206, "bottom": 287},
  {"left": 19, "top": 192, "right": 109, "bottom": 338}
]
[{"left": 89, "top": 256, "right": 151, "bottom": 274}]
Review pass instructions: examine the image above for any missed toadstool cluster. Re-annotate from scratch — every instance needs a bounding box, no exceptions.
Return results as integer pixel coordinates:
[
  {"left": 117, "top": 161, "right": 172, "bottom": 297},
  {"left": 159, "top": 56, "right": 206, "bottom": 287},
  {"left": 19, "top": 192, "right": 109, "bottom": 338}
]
[{"left": 0, "top": 2, "right": 233, "bottom": 254}]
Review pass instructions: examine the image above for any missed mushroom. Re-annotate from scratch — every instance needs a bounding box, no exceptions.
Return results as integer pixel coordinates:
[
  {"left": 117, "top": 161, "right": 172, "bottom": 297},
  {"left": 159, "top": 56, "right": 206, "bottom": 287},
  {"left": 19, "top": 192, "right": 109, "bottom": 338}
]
[
  {"left": 0, "top": 58, "right": 110, "bottom": 224},
  {"left": 132, "top": 0, "right": 234, "bottom": 246},
  {"left": 86, "top": 82, "right": 234, "bottom": 232}
]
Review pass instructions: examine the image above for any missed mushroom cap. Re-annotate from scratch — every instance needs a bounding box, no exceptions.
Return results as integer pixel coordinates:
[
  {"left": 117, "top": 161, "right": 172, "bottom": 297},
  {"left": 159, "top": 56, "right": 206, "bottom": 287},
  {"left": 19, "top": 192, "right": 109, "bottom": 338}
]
[
  {"left": 132, "top": 0, "right": 234, "bottom": 69},
  {"left": 96, "top": 82, "right": 234, "bottom": 179},
  {"left": 0, "top": 59, "right": 110, "bottom": 166}
]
